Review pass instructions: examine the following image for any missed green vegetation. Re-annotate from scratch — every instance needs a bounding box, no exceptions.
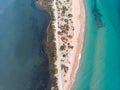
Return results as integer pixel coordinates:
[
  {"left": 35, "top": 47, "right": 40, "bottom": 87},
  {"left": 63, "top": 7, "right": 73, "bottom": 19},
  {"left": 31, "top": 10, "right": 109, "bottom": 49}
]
[
  {"left": 61, "top": 64, "right": 68, "bottom": 73},
  {"left": 47, "top": 15, "right": 59, "bottom": 90},
  {"left": 63, "top": 6, "right": 68, "bottom": 11},
  {"left": 62, "top": 6, "right": 68, "bottom": 14},
  {"left": 68, "top": 14, "right": 73, "bottom": 17},
  {"left": 67, "top": 0, "right": 70, "bottom": 2},
  {"left": 39, "top": 0, "right": 73, "bottom": 89},
  {"left": 40, "top": 0, "right": 59, "bottom": 90},
  {"left": 60, "top": 44, "right": 66, "bottom": 51}
]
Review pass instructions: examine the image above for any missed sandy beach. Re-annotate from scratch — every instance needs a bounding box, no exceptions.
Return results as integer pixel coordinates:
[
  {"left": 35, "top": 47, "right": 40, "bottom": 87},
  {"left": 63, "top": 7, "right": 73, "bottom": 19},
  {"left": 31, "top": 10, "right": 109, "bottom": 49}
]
[
  {"left": 52, "top": 0, "right": 86, "bottom": 89},
  {"left": 38, "top": 0, "right": 86, "bottom": 89},
  {"left": 66, "top": 0, "right": 86, "bottom": 89}
]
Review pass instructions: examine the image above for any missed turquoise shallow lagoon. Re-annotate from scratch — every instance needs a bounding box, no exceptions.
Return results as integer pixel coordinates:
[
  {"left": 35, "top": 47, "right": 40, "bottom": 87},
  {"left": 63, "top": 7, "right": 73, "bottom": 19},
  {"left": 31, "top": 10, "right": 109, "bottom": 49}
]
[
  {"left": 72, "top": 0, "right": 120, "bottom": 90},
  {"left": 0, "top": 0, "right": 50, "bottom": 90}
]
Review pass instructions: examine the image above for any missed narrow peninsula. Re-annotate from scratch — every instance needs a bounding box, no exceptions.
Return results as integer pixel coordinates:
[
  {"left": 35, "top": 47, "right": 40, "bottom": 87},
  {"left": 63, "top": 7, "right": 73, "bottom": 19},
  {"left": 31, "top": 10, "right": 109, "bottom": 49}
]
[{"left": 38, "top": 0, "right": 86, "bottom": 90}]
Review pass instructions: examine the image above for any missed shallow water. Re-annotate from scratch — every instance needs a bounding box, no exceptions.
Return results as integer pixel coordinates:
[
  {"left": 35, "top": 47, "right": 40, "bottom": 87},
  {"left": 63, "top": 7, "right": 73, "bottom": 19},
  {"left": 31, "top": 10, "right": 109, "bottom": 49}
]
[
  {"left": 0, "top": 0, "right": 50, "bottom": 90},
  {"left": 72, "top": 0, "right": 120, "bottom": 90}
]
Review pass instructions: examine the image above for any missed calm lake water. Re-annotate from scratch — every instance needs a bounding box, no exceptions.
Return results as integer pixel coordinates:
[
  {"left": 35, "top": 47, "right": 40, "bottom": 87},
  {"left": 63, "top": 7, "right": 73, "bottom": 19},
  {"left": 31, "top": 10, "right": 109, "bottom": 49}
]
[
  {"left": 0, "top": 0, "right": 50, "bottom": 90},
  {"left": 72, "top": 0, "right": 120, "bottom": 90}
]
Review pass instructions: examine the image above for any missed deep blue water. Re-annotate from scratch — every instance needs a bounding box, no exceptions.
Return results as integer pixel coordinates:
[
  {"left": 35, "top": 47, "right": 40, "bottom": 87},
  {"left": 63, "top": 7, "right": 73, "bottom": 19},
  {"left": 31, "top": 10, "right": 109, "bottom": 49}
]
[
  {"left": 0, "top": 0, "right": 50, "bottom": 90},
  {"left": 72, "top": 0, "right": 120, "bottom": 90}
]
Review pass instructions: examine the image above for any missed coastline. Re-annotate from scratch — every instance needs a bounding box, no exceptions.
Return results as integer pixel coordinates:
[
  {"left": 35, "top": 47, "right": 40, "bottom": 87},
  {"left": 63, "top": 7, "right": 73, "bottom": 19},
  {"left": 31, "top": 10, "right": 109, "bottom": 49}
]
[
  {"left": 37, "top": 0, "right": 59, "bottom": 90},
  {"left": 37, "top": 0, "right": 86, "bottom": 89},
  {"left": 53, "top": 0, "right": 86, "bottom": 89},
  {"left": 65, "top": 0, "right": 86, "bottom": 89}
]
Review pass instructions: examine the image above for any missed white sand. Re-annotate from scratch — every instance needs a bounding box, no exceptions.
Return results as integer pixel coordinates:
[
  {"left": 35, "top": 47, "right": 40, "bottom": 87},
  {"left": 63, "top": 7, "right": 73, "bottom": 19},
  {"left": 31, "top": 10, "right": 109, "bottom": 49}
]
[
  {"left": 53, "top": 0, "right": 64, "bottom": 90},
  {"left": 53, "top": 0, "right": 86, "bottom": 89}
]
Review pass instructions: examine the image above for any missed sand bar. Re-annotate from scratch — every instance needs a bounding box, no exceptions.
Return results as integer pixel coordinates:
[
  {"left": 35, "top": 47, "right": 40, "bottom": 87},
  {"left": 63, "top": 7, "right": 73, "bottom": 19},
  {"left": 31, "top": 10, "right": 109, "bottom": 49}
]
[{"left": 53, "top": 0, "right": 86, "bottom": 89}]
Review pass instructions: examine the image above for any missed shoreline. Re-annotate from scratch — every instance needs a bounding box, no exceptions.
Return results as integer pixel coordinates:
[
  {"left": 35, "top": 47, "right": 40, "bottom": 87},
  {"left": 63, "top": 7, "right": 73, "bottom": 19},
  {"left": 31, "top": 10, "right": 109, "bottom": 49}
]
[
  {"left": 53, "top": 0, "right": 86, "bottom": 89},
  {"left": 66, "top": 0, "right": 86, "bottom": 89},
  {"left": 37, "top": 0, "right": 59, "bottom": 89},
  {"left": 37, "top": 0, "right": 86, "bottom": 89}
]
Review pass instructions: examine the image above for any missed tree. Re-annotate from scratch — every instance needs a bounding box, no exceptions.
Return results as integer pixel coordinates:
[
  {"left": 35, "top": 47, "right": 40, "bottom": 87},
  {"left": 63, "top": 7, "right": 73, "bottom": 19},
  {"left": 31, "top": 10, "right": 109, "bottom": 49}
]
[
  {"left": 68, "top": 14, "right": 73, "bottom": 17},
  {"left": 60, "top": 45, "right": 66, "bottom": 51}
]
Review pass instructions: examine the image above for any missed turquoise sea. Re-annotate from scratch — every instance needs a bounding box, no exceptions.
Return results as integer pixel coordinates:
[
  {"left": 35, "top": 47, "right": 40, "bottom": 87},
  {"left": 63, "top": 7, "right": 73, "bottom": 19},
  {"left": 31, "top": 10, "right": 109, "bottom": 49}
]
[
  {"left": 72, "top": 0, "right": 120, "bottom": 90},
  {"left": 1, "top": 0, "right": 120, "bottom": 90},
  {"left": 0, "top": 0, "right": 50, "bottom": 90}
]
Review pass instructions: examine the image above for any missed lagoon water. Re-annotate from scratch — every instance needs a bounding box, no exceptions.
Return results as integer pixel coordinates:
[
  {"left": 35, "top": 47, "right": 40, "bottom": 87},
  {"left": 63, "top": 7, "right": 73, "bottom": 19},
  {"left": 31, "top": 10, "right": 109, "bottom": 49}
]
[
  {"left": 0, "top": 0, "right": 50, "bottom": 90},
  {"left": 72, "top": 0, "right": 120, "bottom": 90}
]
